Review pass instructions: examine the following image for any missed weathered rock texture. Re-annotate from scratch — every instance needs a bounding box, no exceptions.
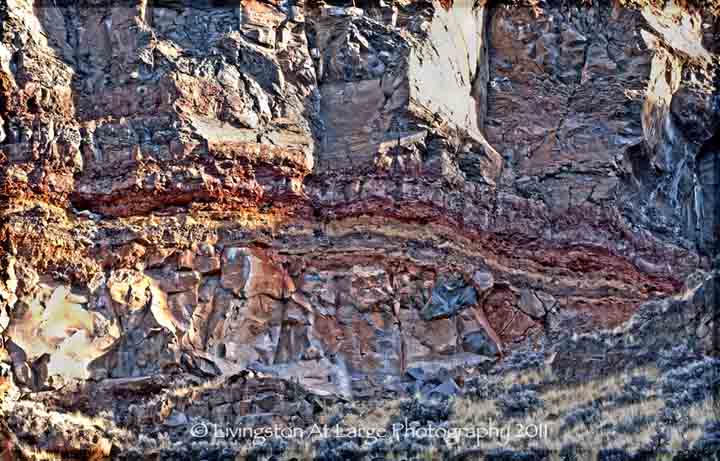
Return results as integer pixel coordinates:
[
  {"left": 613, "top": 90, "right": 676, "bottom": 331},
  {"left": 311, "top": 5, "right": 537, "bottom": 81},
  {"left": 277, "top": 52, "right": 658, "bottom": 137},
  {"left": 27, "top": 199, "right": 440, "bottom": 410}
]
[{"left": 0, "top": 0, "right": 719, "bottom": 408}]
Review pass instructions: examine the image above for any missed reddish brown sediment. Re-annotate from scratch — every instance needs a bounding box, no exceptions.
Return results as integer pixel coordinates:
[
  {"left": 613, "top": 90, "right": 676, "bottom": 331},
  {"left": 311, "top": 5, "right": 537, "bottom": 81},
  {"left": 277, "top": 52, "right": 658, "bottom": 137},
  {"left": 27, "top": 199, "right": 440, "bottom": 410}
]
[{"left": 0, "top": 0, "right": 717, "bottom": 407}]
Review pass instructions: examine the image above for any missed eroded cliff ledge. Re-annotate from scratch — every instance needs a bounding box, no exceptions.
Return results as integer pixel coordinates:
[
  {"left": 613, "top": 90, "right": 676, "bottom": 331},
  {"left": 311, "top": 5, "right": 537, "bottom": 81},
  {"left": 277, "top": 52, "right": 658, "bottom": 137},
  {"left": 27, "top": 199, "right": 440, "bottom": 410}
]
[{"left": 0, "top": 0, "right": 718, "bottom": 405}]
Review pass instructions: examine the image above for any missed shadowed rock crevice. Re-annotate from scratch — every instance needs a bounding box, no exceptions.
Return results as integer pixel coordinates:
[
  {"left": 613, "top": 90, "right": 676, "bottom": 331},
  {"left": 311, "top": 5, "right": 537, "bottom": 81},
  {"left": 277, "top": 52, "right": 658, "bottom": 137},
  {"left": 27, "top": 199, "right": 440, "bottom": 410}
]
[{"left": 697, "top": 131, "right": 720, "bottom": 254}]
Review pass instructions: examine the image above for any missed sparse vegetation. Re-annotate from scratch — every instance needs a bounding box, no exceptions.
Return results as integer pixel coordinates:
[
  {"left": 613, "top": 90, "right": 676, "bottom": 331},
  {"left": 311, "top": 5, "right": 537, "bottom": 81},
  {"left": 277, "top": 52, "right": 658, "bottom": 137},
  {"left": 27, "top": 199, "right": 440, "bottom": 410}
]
[{"left": 0, "top": 356, "right": 717, "bottom": 460}]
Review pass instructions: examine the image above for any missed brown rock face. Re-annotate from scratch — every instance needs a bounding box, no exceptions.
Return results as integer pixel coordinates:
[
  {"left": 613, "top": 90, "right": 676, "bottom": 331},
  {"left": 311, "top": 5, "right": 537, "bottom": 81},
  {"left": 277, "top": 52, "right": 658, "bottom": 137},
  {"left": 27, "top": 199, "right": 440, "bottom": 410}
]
[{"left": 0, "top": 0, "right": 718, "bottom": 400}]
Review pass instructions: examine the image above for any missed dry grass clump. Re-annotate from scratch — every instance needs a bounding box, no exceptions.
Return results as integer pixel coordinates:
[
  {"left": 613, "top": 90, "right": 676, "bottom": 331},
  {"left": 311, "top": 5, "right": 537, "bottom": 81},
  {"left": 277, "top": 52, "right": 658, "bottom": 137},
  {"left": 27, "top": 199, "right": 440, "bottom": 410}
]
[
  {"left": 14, "top": 438, "right": 111, "bottom": 461},
  {"left": 341, "top": 399, "right": 401, "bottom": 431},
  {"left": 448, "top": 364, "right": 713, "bottom": 453}
]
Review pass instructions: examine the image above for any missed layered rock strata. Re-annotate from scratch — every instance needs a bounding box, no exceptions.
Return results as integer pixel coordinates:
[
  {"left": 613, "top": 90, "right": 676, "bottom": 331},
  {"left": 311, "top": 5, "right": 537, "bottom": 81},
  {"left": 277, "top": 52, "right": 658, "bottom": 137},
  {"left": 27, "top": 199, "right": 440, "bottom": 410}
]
[{"left": 0, "top": 0, "right": 718, "bottom": 400}]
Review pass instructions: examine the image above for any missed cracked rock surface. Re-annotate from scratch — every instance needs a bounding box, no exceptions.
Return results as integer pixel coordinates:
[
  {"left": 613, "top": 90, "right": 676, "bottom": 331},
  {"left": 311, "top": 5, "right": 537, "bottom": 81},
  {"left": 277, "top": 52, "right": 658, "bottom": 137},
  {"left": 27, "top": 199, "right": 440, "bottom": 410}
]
[{"left": 0, "top": 0, "right": 719, "bottom": 458}]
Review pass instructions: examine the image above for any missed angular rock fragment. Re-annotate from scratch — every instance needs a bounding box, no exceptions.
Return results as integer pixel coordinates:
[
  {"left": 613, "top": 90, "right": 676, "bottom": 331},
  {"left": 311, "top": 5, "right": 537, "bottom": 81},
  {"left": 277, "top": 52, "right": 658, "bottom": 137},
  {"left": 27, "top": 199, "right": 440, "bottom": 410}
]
[{"left": 420, "top": 276, "right": 477, "bottom": 321}]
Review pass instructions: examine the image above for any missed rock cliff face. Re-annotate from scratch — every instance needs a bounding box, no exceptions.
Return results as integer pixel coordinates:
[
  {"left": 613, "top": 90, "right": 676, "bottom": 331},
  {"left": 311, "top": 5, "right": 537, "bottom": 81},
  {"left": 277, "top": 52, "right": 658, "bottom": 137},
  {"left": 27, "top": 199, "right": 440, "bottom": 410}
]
[{"left": 0, "top": 0, "right": 719, "bottom": 413}]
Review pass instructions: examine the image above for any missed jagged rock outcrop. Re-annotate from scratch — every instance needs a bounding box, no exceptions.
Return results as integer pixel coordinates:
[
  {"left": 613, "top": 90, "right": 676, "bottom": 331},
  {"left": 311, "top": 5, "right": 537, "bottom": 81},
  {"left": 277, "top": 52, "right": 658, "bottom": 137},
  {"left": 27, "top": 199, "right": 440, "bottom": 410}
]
[{"left": 0, "top": 0, "right": 718, "bottom": 411}]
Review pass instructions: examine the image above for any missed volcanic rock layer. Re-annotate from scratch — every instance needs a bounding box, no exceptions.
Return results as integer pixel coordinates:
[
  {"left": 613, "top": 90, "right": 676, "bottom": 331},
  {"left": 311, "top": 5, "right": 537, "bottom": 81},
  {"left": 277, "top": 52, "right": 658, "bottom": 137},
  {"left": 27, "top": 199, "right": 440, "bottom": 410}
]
[{"left": 0, "top": 0, "right": 719, "bottom": 398}]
